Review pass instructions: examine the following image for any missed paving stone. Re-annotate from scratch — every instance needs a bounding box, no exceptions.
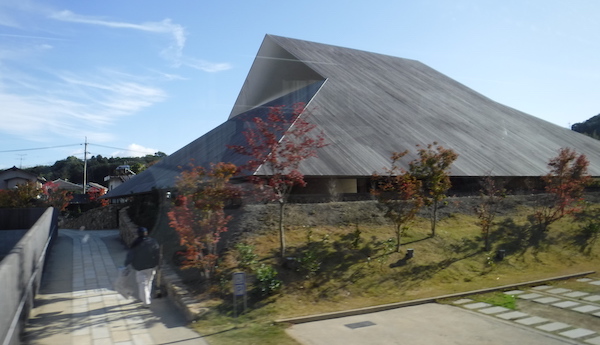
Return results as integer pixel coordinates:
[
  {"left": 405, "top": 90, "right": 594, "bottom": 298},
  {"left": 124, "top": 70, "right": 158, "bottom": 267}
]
[
  {"left": 563, "top": 291, "right": 590, "bottom": 298},
  {"left": 559, "top": 328, "right": 596, "bottom": 339},
  {"left": 503, "top": 290, "right": 525, "bottom": 295},
  {"left": 577, "top": 278, "right": 593, "bottom": 282},
  {"left": 533, "top": 297, "right": 561, "bottom": 304},
  {"left": 532, "top": 285, "right": 552, "bottom": 290},
  {"left": 593, "top": 312, "right": 600, "bottom": 318},
  {"left": 516, "top": 316, "right": 549, "bottom": 325},
  {"left": 584, "top": 295, "right": 600, "bottom": 302},
  {"left": 518, "top": 293, "right": 542, "bottom": 300},
  {"left": 590, "top": 281, "right": 600, "bottom": 286},
  {"left": 546, "top": 288, "right": 572, "bottom": 294},
  {"left": 572, "top": 305, "right": 600, "bottom": 314},
  {"left": 536, "top": 322, "right": 571, "bottom": 332},
  {"left": 585, "top": 336, "right": 600, "bottom": 345},
  {"left": 478, "top": 306, "right": 509, "bottom": 314},
  {"left": 496, "top": 311, "right": 528, "bottom": 320},
  {"left": 452, "top": 298, "right": 473, "bottom": 305},
  {"left": 462, "top": 302, "right": 491, "bottom": 309},
  {"left": 552, "top": 301, "right": 581, "bottom": 309}
]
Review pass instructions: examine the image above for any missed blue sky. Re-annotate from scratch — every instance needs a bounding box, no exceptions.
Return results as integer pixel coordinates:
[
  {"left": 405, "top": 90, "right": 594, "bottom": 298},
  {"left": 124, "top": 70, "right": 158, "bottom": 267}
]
[{"left": 1, "top": 0, "right": 599, "bottom": 170}]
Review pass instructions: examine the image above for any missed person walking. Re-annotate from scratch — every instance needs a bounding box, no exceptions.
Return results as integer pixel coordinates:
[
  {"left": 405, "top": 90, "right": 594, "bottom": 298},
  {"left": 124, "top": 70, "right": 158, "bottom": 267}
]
[{"left": 125, "top": 227, "right": 160, "bottom": 307}]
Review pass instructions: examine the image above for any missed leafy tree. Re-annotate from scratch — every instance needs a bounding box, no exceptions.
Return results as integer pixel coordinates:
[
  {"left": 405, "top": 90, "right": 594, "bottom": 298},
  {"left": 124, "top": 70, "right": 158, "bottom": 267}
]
[
  {"left": 571, "top": 113, "right": 600, "bottom": 139},
  {"left": 474, "top": 175, "right": 506, "bottom": 251},
  {"left": 42, "top": 181, "right": 73, "bottom": 211},
  {"left": 87, "top": 186, "right": 109, "bottom": 207},
  {"left": 372, "top": 151, "right": 424, "bottom": 252},
  {"left": 408, "top": 142, "right": 458, "bottom": 237},
  {"left": 167, "top": 162, "right": 240, "bottom": 279},
  {"left": 531, "top": 148, "right": 591, "bottom": 233},
  {"left": 228, "top": 103, "right": 327, "bottom": 258},
  {"left": 0, "top": 181, "right": 42, "bottom": 208}
]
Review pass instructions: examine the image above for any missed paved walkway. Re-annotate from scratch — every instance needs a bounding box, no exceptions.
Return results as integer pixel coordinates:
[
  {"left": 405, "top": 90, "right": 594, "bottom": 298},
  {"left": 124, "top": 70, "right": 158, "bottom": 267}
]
[
  {"left": 287, "top": 278, "right": 600, "bottom": 345},
  {"left": 23, "top": 229, "right": 208, "bottom": 345}
]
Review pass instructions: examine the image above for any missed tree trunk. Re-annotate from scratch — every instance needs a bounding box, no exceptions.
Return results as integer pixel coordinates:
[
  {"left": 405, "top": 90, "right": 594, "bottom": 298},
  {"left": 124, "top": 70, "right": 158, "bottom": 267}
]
[
  {"left": 431, "top": 200, "right": 438, "bottom": 237},
  {"left": 396, "top": 224, "right": 401, "bottom": 252},
  {"left": 278, "top": 201, "right": 286, "bottom": 258}
]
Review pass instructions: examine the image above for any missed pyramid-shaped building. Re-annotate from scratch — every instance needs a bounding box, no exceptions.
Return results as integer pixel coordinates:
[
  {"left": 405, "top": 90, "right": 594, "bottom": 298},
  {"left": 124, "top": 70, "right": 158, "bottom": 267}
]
[{"left": 105, "top": 35, "right": 600, "bottom": 199}]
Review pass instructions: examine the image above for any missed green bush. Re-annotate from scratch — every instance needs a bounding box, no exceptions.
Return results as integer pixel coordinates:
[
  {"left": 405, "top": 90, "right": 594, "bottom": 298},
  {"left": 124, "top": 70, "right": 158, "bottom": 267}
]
[
  {"left": 254, "top": 264, "right": 282, "bottom": 296},
  {"left": 235, "top": 242, "right": 258, "bottom": 270}
]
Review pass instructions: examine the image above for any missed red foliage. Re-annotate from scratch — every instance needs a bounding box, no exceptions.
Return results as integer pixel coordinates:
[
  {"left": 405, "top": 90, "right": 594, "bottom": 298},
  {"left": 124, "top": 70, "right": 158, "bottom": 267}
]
[
  {"left": 229, "top": 103, "right": 327, "bottom": 203},
  {"left": 167, "top": 162, "right": 240, "bottom": 278},
  {"left": 42, "top": 181, "right": 74, "bottom": 211},
  {"left": 408, "top": 142, "right": 458, "bottom": 236},
  {"left": 372, "top": 151, "right": 424, "bottom": 251},
  {"left": 228, "top": 103, "right": 327, "bottom": 257},
  {"left": 532, "top": 148, "right": 591, "bottom": 232},
  {"left": 87, "top": 186, "right": 109, "bottom": 207}
]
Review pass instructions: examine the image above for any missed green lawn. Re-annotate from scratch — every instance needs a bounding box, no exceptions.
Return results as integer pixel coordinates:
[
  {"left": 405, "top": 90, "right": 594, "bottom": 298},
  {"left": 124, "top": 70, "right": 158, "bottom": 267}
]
[{"left": 191, "top": 203, "right": 600, "bottom": 345}]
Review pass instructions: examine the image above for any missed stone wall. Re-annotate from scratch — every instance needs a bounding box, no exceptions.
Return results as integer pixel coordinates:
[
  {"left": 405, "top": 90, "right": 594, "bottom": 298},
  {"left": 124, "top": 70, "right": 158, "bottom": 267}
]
[
  {"left": 60, "top": 204, "right": 122, "bottom": 230},
  {"left": 119, "top": 207, "right": 139, "bottom": 248}
]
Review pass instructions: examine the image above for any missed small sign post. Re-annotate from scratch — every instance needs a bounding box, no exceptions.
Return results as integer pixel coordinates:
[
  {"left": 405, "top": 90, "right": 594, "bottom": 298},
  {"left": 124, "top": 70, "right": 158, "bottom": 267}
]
[{"left": 232, "top": 272, "right": 247, "bottom": 319}]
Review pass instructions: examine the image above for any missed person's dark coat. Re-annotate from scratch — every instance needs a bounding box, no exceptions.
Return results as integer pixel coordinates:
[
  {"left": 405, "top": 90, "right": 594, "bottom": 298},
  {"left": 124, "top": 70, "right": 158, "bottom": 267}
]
[{"left": 125, "top": 236, "right": 160, "bottom": 271}]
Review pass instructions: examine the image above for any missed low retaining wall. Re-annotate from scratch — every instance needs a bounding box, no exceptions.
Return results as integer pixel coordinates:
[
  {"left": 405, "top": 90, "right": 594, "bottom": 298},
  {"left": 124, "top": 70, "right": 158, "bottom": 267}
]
[
  {"left": 118, "top": 207, "right": 138, "bottom": 248},
  {"left": 0, "top": 208, "right": 58, "bottom": 345}
]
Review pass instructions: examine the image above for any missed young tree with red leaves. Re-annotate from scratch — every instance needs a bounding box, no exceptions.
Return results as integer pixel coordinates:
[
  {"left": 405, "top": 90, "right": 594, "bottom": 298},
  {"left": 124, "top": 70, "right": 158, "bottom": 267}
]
[
  {"left": 475, "top": 175, "right": 506, "bottom": 251},
  {"left": 372, "top": 151, "right": 424, "bottom": 252},
  {"left": 168, "top": 162, "right": 240, "bottom": 279},
  {"left": 87, "top": 186, "right": 109, "bottom": 207},
  {"left": 42, "top": 181, "right": 73, "bottom": 211},
  {"left": 531, "top": 148, "right": 591, "bottom": 233},
  {"left": 228, "top": 103, "right": 327, "bottom": 258},
  {"left": 408, "top": 142, "right": 458, "bottom": 237}
]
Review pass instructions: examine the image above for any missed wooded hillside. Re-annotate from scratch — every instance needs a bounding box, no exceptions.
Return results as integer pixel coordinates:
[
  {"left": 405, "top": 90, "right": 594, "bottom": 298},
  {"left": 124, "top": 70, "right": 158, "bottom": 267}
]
[
  {"left": 24, "top": 152, "right": 166, "bottom": 186},
  {"left": 572, "top": 114, "right": 600, "bottom": 139}
]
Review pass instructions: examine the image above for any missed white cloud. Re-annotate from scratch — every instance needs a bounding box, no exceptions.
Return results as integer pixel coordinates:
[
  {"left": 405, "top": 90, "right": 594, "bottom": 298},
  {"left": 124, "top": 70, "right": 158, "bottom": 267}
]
[
  {"left": 181, "top": 56, "right": 233, "bottom": 73},
  {"left": 111, "top": 143, "right": 158, "bottom": 158},
  {"left": 0, "top": 68, "right": 167, "bottom": 141},
  {"left": 49, "top": 10, "right": 231, "bottom": 73},
  {"left": 50, "top": 10, "right": 187, "bottom": 65}
]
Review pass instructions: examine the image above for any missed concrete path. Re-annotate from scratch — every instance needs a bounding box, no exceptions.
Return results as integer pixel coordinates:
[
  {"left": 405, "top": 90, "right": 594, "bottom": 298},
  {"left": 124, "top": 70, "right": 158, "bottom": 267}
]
[
  {"left": 286, "top": 303, "right": 581, "bottom": 345},
  {"left": 23, "top": 229, "right": 208, "bottom": 345}
]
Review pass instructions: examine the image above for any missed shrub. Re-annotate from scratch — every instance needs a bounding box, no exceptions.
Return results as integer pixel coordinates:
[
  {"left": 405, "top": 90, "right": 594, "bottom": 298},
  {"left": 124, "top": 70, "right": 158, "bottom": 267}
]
[{"left": 254, "top": 264, "right": 282, "bottom": 296}]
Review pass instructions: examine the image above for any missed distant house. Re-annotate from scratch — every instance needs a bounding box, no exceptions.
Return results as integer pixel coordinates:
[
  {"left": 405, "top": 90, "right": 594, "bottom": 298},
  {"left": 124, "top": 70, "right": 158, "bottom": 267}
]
[
  {"left": 104, "top": 165, "right": 136, "bottom": 192},
  {"left": 105, "top": 35, "right": 600, "bottom": 201},
  {"left": 0, "top": 166, "right": 45, "bottom": 190},
  {"left": 51, "top": 179, "right": 84, "bottom": 192}
]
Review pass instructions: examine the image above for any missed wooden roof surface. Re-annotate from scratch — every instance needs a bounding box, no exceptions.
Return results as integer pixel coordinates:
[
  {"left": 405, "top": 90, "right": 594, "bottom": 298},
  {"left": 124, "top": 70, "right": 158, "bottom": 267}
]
[{"left": 105, "top": 35, "right": 600, "bottom": 198}]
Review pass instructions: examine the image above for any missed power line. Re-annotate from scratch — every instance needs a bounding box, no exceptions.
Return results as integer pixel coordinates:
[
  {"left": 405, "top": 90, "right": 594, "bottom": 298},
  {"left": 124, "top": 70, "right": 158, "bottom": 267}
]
[
  {"left": 0, "top": 143, "right": 156, "bottom": 155},
  {"left": 88, "top": 143, "right": 157, "bottom": 155},
  {"left": 0, "top": 144, "right": 82, "bottom": 153}
]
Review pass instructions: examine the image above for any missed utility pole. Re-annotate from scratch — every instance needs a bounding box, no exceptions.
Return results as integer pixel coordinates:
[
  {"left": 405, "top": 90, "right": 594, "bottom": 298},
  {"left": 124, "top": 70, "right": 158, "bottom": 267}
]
[
  {"left": 83, "top": 137, "right": 88, "bottom": 194},
  {"left": 17, "top": 154, "right": 26, "bottom": 169}
]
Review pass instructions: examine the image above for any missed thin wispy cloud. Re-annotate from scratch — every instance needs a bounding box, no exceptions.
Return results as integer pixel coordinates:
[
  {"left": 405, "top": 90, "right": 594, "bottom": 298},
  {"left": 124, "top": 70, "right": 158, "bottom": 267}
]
[
  {"left": 181, "top": 56, "right": 233, "bottom": 73},
  {"left": 0, "top": 68, "right": 167, "bottom": 142},
  {"left": 51, "top": 10, "right": 186, "bottom": 62},
  {"left": 49, "top": 10, "right": 231, "bottom": 72},
  {"left": 111, "top": 143, "right": 158, "bottom": 158}
]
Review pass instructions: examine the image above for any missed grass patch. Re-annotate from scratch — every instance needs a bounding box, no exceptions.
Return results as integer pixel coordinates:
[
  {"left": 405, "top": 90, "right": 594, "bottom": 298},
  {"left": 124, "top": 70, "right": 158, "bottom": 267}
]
[
  {"left": 190, "top": 201, "right": 600, "bottom": 344},
  {"left": 472, "top": 292, "right": 517, "bottom": 309}
]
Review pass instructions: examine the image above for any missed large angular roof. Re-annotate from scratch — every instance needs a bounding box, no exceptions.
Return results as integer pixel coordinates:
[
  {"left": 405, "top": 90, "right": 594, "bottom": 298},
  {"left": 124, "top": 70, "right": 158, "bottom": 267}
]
[{"left": 105, "top": 34, "right": 600, "bottom": 198}]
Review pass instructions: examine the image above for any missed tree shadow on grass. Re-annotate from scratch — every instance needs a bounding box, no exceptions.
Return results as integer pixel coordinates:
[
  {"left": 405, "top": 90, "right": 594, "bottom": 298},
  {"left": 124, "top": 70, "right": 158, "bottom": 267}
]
[
  {"left": 570, "top": 222, "right": 600, "bottom": 256},
  {"left": 491, "top": 217, "right": 550, "bottom": 260}
]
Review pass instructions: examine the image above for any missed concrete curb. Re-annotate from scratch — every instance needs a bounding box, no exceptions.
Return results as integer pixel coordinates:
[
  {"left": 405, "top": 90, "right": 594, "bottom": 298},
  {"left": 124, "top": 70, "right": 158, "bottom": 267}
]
[{"left": 275, "top": 271, "right": 596, "bottom": 324}]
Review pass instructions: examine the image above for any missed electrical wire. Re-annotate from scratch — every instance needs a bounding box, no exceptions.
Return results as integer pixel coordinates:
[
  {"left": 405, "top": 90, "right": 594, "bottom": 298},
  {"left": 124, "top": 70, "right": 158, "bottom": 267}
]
[{"left": 0, "top": 144, "right": 82, "bottom": 153}]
